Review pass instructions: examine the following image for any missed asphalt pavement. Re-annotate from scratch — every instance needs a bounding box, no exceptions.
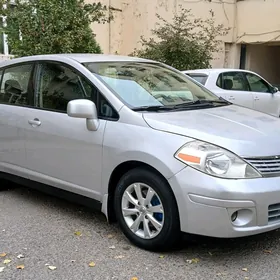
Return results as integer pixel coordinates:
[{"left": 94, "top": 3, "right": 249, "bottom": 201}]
[{"left": 0, "top": 183, "right": 279, "bottom": 280}]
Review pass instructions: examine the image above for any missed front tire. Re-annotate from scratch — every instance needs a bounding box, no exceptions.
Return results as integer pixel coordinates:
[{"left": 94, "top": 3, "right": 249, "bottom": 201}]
[
  {"left": 0, "top": 179, "right": 10, "bottom": 191},
  {"left": 114, "top": 167, "right": 180, "bottom": 251}
]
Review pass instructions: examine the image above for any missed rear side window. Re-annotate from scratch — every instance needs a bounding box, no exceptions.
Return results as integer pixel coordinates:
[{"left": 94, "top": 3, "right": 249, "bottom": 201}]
[
  {"left": 186, "top": 74, "right": 208, "bottom": 85},
  {"left": 0, "top": 64, "right": 34, "bottom": 106},
  {"left": 216, "top": 72, "right": 249, "bottom": 91}
]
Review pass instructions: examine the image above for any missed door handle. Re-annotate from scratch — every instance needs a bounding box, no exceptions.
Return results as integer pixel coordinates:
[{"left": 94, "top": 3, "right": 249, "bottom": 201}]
[
  {"left": 254, "top": 97, "right": 259, "bottom": 100},
  {"left": 228, "top": 96, "right": 235, "bottom": 100},
  {"left": 28, "top": 118, "right": 41, "bottom": 127}
]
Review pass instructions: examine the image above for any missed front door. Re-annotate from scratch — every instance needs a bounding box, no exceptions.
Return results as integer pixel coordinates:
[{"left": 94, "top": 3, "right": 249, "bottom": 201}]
[
  {"left": 24, "top": 61, "right": 106, "bottom": 200},
  {"left": 244, "top": 72, "right": 279, "bottom": 116}
]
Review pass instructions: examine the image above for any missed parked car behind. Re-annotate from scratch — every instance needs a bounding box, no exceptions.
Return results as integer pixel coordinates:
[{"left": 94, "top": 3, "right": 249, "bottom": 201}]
[
  {"left": 182, "top": 69, "right": 280, "bottom": 117},
  {"left": 2, "top": 54, "right": 280, "bottom": 251}
]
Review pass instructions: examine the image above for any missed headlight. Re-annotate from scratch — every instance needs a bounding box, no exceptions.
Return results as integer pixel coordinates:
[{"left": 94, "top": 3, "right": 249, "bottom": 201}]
[{"left": 174, "top": 140, "right": 261, "bottom": 179}]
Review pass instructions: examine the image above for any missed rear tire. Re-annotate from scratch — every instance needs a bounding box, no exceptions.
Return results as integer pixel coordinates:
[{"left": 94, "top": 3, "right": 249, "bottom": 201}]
[{"left": 114, "top": 167, "right": 180, "bottom": 251}]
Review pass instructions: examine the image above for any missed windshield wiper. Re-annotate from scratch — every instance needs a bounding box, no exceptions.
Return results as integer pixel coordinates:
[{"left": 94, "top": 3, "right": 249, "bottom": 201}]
[
  {"left": 173, "top": 100, "right": 211, "bottom": 108},
  {"left": 132, "top": 105, "right": 174, "bottom": 112},
  {"left": 173, "top": 99, "right": 230, "bottom": 109},
  {"left": 133, "top": 98, "right": 230, "bottom": 112},
  {"left": 204, "top": 99, "right": 231, "bottom": 104}
]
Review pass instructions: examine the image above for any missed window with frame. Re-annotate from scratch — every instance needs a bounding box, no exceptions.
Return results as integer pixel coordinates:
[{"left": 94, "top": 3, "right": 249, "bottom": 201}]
[
  {"left": 245, "top": 73, "right": 271, "bottom": 93},
  {"left": 0, "top": 64, "right": 34, "bottom": 105},
  {"left": 36, "top": 62, "right": 91, "bottom": 112},
  {"left": 79, "top": 75, "right": 118, "bottom": 119},
  {"left": 37, "top": 62, "right": 118, "bottom": 119},
  {"left": 186, "top": 74, "right": 208, "bottom": 85},
  {"left": 217, "top": 72, "right": 249, "bottom": 91}
]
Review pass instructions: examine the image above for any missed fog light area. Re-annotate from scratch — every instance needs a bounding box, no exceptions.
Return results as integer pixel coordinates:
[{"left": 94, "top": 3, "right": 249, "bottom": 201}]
[
  {"left": 231, "top": 211, "right": 238, "bottom": 222},
  {"left": 231, "top": 209, "right": 253, "bottom": 226}
]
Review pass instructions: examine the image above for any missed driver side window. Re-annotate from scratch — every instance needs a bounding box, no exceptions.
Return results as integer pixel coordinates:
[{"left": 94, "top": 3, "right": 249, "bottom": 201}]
[
  {"left": 36, "top": 62, "right": 118, "bottom": 119},
  {"left": 36, "top": 62, "right": 89, "bottom": 112},
  {"left": 245, "top": 73, "right": 271, "bottom": 93}
]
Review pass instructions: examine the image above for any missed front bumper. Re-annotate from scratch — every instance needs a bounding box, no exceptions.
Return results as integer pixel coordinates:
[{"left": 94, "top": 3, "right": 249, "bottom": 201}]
[{"left": 168, "top": 166, "right": 280, "bottom": 238}]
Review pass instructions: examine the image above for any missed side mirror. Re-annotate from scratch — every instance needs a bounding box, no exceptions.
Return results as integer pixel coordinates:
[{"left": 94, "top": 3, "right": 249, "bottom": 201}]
[
  {"left": 67, "top": 99, "right": 99, "bottom": 131},
  {"left": 272, "top": 86, "right": 279, "bottom": 94}
]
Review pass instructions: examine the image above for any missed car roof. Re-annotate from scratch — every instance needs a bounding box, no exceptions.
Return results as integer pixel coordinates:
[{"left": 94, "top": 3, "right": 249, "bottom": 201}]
[
  {"left": 0, "top": 53, "right": 155, "bottom": 67},
  {"left": 182, "top": 68, "right": 256, "bottom": 75},
  {"left": 54, "top": 53, "right": 154, "bottom": 63}
]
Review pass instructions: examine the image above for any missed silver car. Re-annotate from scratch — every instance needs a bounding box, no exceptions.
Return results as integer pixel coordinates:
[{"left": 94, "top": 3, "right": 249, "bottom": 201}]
[{"left": 1, "top": 54, "right": 280, "bottom": 251}]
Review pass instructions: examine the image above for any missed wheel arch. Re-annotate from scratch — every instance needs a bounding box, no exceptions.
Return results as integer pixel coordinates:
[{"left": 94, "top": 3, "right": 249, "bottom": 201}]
[{"left": 105, "top": 160, "right": 178, "bottom": 223}]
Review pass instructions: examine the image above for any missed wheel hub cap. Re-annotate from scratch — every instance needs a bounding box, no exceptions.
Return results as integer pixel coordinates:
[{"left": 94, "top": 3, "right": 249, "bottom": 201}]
[
  {"left": 140, "top": 206, "right": 147, "bottom": 213},
  {"left": 121, "top": 183, "right": 164, "bottom": 240}
]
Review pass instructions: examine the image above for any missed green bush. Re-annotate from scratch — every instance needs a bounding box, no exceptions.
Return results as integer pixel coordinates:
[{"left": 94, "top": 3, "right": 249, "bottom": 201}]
[
  {"left": 0, "top": 0, "right": 112, "bottom": 57},
  {"left": 131, "top": 8, "right": 230, "bottom": 70}
]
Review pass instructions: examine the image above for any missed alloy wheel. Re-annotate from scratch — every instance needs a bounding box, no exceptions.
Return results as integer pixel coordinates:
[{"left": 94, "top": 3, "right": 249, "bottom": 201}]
[{"left": 121, "top": 183, "right": 164, "bottom": 239}]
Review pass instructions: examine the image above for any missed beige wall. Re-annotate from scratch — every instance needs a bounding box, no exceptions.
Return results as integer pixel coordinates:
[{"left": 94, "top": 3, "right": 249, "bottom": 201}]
[
  {"left": 89, "top": 0, "right": 280, "bottom": 70},
  {"left": 236, "top": 0, "right": 280, "bottom": 84},
  {"left": 91, "top": 0, "right": 236, "bottom": 56},
  {"left": 236, "top": 0, "right": 280, "bottom": 44}
]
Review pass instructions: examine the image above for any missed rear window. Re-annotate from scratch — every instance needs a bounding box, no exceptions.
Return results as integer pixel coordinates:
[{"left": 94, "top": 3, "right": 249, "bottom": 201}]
[{"left": 185, "top": 73, "right": 208, "bottom": 85}]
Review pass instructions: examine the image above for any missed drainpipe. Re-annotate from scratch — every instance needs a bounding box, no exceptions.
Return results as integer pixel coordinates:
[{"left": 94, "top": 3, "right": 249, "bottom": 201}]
[
  {"left": 2, "top": 4, "right": 8, "bottom": 55},
  {"left": 233, "top": 1, "right": 240, "bottom": 68},
  {"left": 174, "top": 0, "right": 177, "bottom": 14},
  {"left": 109, "top": 0, "right": 111, "bottom": 54}
]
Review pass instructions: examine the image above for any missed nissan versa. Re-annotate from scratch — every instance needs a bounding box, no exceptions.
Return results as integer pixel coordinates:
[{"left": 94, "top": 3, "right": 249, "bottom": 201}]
[{"left": 1, "top": 54, "right": 280, "bottom": 251}]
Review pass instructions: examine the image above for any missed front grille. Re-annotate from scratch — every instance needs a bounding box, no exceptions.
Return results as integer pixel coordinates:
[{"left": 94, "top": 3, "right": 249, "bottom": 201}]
[
  {"left": 268, "top": 203, "right": 280, "bottom": 223},
  {"left": 244, "top": 156, "right": 280, "bottom": 177}
]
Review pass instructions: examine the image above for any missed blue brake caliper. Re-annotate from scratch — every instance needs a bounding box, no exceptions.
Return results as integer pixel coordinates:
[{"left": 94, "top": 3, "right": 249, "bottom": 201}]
[{"left": 151, "top": 195, "right": 163, "bottom": 222}]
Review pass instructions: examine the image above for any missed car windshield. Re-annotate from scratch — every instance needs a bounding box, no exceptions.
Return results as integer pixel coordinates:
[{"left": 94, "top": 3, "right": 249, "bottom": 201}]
[{"left": 84, "top": 61, "right": 222, "bottom": 109}]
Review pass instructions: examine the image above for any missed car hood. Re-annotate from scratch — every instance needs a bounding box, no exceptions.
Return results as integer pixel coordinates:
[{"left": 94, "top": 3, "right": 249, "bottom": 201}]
[{"left": 143, "top": 105, "right": 280, "bottom": 157}]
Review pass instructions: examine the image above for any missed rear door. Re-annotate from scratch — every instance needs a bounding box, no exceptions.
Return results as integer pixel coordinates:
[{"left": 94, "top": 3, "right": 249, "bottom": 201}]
[
  {"left": 216, "top": 71, "right": 253, "bottom": 108},
  {"left": 0, "top": 63, "right": 34, "bottom": 178}
]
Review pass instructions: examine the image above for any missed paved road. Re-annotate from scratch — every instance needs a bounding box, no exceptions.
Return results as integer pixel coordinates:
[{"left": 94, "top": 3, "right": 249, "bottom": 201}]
[{"left": 0, "top": 184, "right": 279, "bottom": 280}]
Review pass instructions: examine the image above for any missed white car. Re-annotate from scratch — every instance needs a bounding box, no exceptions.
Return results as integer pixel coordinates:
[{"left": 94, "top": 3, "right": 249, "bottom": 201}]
[{"left": 182, "top": 69, "right": 280, "bottom": 117}]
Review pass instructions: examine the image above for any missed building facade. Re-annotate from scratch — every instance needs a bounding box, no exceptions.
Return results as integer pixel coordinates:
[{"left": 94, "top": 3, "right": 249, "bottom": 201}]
[
  {"left": 90, "top": 0, "right": 280, "bottom": 85},
  {"left": 1, "top": 1, "right": 279, "bottom": 84}
]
